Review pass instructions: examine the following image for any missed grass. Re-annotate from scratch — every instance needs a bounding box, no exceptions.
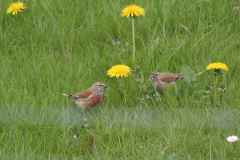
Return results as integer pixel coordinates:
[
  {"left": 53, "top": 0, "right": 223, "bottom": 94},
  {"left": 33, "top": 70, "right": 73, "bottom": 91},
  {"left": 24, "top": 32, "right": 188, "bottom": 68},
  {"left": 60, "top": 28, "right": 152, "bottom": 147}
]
[{"left": 1, "top": 0, "right": 240, "bottom": 159}]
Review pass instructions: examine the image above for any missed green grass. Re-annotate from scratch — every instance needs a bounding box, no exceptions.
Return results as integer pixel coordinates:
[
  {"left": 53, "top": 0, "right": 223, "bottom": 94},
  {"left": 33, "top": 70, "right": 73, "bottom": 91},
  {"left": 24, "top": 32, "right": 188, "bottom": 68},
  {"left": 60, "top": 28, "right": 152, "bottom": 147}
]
[{"left": 1, "top": 0, "right": 240, "bottom": 159}]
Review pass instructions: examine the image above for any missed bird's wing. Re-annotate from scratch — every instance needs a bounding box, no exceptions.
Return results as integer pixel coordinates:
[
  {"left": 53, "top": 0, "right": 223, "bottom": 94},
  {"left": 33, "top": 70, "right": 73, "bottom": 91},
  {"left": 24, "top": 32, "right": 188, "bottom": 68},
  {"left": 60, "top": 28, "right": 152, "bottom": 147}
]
[
  {"left": 74, "top": 89, "right": 93, "bottom": 99},
  {"left": 160, "top": 73, "right": 183, "bottom": 84}
]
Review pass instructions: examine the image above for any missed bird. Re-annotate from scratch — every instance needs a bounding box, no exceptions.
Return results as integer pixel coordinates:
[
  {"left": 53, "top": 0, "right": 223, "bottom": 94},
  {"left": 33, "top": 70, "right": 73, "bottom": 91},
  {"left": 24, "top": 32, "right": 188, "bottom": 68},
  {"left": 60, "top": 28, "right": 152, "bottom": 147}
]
[
  {"left": 150, "top": 72, "right": 183, "bottom": 94},
  {"left": 150, "top": 71, "right": 205, "bottom": 94},
  {"left": 62, "top": 82, "right": 108, "bottom": 109}
]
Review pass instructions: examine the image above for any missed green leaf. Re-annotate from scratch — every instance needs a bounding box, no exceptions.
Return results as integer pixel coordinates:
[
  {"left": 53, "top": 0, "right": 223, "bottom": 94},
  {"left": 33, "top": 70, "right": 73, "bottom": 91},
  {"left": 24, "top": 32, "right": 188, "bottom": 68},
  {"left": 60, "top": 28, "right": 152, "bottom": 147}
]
[
  {"left": 133, "top": 78, "right": 142, "bottom": 82},
  {"left": 108, "top": 79, "right": 119, "bottom": 88},
  {"left": 114, "top": 55, "right": 123, "bottom": 64},
  {"left": 181, "top": 64, "right": 196, "bottom": 84},
  {"left": 98, "top": 60, "right": 108, "bottom": 67},
  {"left": 165, "top": 79, "right": 183, "bottom": 94},
  {"left": 179, "top": 23, "right": 192, "bottom": 35}
]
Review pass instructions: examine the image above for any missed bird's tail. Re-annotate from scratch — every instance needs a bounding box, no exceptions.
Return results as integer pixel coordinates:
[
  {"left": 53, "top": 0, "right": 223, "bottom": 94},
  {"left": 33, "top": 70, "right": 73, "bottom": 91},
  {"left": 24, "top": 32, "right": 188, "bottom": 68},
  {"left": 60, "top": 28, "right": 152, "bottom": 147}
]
[{"left": 62, "top": 94, "right": 74, "bottom": 98}]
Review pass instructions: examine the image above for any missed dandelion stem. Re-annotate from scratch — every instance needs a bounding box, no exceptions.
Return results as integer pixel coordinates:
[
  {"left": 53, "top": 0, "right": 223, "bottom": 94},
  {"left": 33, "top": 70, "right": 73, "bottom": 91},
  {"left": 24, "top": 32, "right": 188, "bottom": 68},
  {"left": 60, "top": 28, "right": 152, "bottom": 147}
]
[
  {"left": 116, "top": 45, "right": 125, "bottom": 55},
  {"left": 62, "top": 47, "right": 69, "bottom": 64},
  {"left": 119, "top": 78, "right": 124, "bottom": 94},
  {"left": 215, "top": 74, "right": 218, "bottom": 107},
  {"left": 132, "top": 18, "right": 136, "bottom": 64}
]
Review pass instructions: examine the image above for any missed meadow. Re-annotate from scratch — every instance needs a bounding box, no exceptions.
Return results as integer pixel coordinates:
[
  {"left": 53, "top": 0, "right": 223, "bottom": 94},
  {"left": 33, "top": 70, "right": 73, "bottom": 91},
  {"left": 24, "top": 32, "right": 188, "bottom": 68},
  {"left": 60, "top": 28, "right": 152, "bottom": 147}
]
[{"left": 1, "top": 0, "right": 240, "bottom": 159}]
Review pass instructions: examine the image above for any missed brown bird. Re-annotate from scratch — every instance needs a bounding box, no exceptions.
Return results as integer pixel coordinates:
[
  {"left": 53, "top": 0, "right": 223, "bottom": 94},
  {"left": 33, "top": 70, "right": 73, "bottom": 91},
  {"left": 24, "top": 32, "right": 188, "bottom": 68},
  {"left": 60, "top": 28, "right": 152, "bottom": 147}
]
[
  {"left": 150, "top": 72, "right": 183, "bottom": 94},
  {"left": 62, "top": 82, "right": 108, "bottom": 109}
]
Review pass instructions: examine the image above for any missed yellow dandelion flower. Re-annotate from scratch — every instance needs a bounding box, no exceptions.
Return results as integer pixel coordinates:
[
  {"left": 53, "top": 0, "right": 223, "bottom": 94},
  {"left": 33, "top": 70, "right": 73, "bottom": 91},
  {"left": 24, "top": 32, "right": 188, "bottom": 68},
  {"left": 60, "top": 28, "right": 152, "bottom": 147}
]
[
  {"left": 121, "top": 4, "right": 145, "bottom": 18},
  {"left": 107, "top": 65, "right": 131, "bottom": 78},
  {"left": 206, "top": 62, "right": 228, "bottom": 71},
  {"left": 7, "top": 1, "right": 27, "bottom": 15}
]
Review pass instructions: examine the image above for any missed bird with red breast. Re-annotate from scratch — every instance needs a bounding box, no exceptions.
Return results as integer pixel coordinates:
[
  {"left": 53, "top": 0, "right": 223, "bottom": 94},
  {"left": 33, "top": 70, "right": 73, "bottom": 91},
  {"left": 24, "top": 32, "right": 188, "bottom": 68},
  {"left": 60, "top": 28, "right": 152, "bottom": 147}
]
[{"left": 62, "top": 82, "right": 108, "bottom": 109}]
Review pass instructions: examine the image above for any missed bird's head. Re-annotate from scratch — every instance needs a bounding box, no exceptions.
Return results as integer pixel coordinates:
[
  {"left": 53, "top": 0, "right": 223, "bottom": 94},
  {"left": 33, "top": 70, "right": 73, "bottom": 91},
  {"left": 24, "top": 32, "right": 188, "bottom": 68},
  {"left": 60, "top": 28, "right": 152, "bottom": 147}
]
[
  {"left": 150, "top": 72, "right": 161, "bottom": 82},
  {"left": 91, "top": 82, "right": 108, "bottom": 95}
]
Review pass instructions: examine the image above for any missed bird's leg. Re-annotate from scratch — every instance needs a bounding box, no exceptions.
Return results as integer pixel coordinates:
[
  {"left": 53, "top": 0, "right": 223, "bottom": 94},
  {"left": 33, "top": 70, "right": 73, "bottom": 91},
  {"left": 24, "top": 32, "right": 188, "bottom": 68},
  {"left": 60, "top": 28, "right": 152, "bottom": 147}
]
[
  {"left": 83, "top": 108, "right": 89, "bottom": 121},
  {"left": 81, "top": 108, "right": 89, "bottom": 128},
  {"left": 73, "top": 128, "right": 81, "bottom": 138},
  {"left": 78, "top": 108, "right": 89, "bottom": 128}
]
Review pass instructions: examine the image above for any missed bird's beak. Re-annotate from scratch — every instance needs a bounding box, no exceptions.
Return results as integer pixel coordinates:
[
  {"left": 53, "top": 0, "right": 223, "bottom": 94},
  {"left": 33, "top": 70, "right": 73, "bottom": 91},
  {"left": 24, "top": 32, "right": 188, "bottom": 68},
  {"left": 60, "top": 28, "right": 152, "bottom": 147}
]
[{"left": 104, "top": 85, "right": 108, "bottom": 88}]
